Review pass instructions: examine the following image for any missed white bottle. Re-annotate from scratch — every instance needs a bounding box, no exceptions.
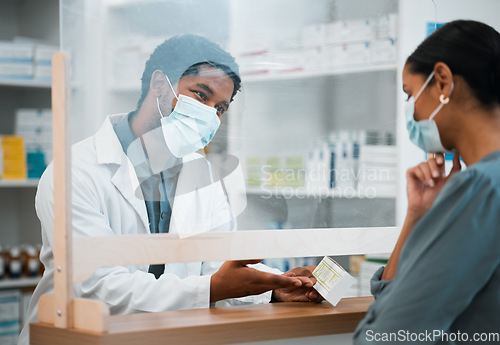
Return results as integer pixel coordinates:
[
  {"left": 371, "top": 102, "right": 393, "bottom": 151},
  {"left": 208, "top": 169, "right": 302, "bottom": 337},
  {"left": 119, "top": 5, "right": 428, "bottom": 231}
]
[
  {"left": 327, "top": 132, "right": 339, "bottom": 191},
  {"left": 336, "top": 131, "right": 353, "bottom": 190},
  {"left": 319, "top": 140, "right": 331, "bottom": 193},
  {"left": 305, "top": 142, "right": 319, "bottom": 192},
  {"left": 351, "top": 131, "right": 361, "bottom": 189}
]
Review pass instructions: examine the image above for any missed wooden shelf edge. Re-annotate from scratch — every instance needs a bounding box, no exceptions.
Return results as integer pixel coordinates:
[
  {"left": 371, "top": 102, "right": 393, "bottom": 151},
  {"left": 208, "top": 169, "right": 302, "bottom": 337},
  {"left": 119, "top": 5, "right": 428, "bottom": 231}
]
[
  {"left": 30, "top": 296, "right": 373, "bottom": 345},
  {"left": 0, "top": 276, "right": 41, "bottom": 289},
  {"left": 0, "top": 179, "right": 40, "bottom": 188},
  {"left": 109, "top": 65, "right": 397, "bottom": 92},
  {"left": 0, "top": 79, "right": 51, "bottom": 89},
  {"left": 245, "top": 186, "right": 397, "bottom": 199}
]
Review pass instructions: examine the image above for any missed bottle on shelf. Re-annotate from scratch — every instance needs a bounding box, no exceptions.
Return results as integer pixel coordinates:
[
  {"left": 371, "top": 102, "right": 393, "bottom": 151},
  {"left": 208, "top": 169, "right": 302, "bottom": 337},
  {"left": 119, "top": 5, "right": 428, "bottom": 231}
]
[
  {"left": 24, "top": 245, "right": 40, "bottom": 277},
  {"left": 36, "top": 243, "right": 44, "bottom": 276},
  {"left": 0, "top": 246, "right": 5, "bottom": 279},
  {"left": 8, "top": 246, "right": 23, "bottom": 279}
]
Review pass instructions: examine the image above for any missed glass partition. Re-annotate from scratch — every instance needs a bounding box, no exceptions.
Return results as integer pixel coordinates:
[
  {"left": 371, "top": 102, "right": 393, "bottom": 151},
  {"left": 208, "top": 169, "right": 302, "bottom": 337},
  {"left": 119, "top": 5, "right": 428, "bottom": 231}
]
[{"left": 61, "top": 0, "right": 399, "bottom": 290}]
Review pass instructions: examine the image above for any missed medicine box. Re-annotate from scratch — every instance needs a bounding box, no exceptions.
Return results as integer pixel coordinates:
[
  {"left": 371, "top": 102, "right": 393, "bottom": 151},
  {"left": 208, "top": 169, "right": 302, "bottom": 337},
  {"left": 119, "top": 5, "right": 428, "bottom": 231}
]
[
  {"left": 15, "top": 109, "right": 52, "bottom": 128},
  {"left": 1, "top": 136, "right": 27, "bottom": 180},
  {"left": 264, "top": 156, "right": 285, "bottom": 187},
  {"left": 325, "top": 22, "right": 344, "bottom": 45},
  {"left": 322, "top": 44, "right": 347, "bottom": 70},
  {"left": 270, "top": 51, "right": 304, "bottom": 74},
  {"left": 0, "top": 289, "right": 21, "bottom": 345},
  {"left": 344, "top": 42, "right": 371, "bottom": 66},
  {"left": 34, "top": 65, "right": 52, "bottom": 81},
  {"left": 284, "top": 156, "right": 304, "bottom": 187},
  {"left": 34, "top": 45, "right": 57, "bottom": 66},
  {"left": 15, "top": 109, "right": 53, "bottom": 146},
  {"left": 340, "top": 19, "right": 373, "bottom": 43},
  {"left": 0, "top": 42, "right": 33, "bottom": 63},
  {"left": 246, "top": 156, "right": 263, "bottom": 187},
  {"left": 370, "top": 39, "right": 397, "bottom": 64},
  {"left": 0, "top": 63, "right": 34, "bottom": 80},
  {"left": 302, "top": 24, "right": 326, "bottom": 48},
  {"left": 302, "top": 46, "right": 323, "bottom": 72},
  {"left": 373, "top": 14, "right": 398, "bottom": 40},
  {"left": 312, "top": 256, "right": 356, "bottom": 306},
  {"left": 237, "top": 51, "right": 273, "bottom": 76}
]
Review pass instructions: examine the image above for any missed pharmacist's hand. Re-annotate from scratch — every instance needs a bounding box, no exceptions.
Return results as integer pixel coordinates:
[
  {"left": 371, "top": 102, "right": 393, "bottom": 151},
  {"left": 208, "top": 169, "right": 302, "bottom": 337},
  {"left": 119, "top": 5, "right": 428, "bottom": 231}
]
[
  {"left": 407, "top": 153, "right": 461, "bottom": 218},
  {"left": 272, "top": 266, "right": 323, "bottom": 303},
  {"left": 210, "top": 260, "right": 304, "bottom": 303}
]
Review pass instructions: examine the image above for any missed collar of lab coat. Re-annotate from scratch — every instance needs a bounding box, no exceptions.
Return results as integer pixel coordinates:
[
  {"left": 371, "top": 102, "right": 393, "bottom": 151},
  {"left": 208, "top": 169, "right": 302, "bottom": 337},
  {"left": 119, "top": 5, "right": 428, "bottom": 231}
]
[{"left": 94, "top": 114, "right": 206, "bottom": 234}]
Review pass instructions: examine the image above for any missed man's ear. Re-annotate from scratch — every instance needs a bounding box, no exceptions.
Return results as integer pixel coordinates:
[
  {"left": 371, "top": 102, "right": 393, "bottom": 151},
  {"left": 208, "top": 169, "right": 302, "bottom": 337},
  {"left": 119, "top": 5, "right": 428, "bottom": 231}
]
[
  {"left": 433, "top": 62, "right": 454, "bottom": 97},
  {"left": 150, "top": 70, "right": 166, "bottom": 97}
]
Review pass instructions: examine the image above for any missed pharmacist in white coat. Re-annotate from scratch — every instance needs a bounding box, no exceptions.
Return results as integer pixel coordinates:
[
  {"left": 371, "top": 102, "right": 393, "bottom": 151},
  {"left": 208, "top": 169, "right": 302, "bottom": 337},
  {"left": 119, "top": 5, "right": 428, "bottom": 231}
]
[{"left": 19, "top": 35, "right": 319, "bottom": 345}]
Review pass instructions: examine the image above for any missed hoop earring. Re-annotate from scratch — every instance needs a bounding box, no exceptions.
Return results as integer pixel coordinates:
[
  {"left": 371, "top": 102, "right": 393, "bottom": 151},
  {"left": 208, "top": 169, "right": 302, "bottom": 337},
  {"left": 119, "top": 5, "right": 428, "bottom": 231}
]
[{"left": 439, "top": 94, "right": 450, "bottom": 104}]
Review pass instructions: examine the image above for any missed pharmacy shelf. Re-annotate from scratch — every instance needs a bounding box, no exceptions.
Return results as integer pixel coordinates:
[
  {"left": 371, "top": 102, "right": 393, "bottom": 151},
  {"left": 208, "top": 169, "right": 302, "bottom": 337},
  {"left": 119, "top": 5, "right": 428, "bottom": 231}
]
[
  {"left": 245, "top": 185, "right": 396, "bottom": 199},
  {"left": 0, "top": 276, "right": 41, "bottom": 289},
  {"left": 241, "top": 64, "right": 397, "bottom": 83},
  {"left": 106, "top": 0, "right": 162, "bottom": 8},
  {"left": 108, "top": 64, "right": 397, "bottom": 92},
  {"left": 0, "top": 79, "right": 51, "bottom": 89},
  {"left": 0, "top": 179, "right": 40, "bottom": 188}
]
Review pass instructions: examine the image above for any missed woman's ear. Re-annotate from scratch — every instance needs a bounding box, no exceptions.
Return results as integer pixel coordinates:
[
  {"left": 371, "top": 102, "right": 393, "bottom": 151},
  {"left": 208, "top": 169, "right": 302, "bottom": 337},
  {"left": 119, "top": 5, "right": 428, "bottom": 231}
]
[
  {"left": 150, "top": 70, "right": 166, "bottom": 97},
  {"left": 433, "top": 62, "right": 454, "bottom": 97}
]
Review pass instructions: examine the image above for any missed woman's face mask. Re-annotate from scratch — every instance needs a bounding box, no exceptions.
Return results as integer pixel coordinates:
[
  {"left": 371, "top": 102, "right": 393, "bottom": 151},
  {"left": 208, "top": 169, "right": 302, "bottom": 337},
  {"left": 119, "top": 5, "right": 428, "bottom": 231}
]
[
  {"left": 158, "top": 75, "right": 221, "bottom": 158},
  {"left": 405, "top": 71, "right": 454, "bottom": 154}
]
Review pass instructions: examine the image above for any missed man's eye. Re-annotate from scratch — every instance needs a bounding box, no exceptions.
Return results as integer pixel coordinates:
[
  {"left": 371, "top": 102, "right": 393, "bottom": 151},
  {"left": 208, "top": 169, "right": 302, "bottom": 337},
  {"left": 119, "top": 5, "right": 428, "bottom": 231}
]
[
  {"left": 194, "top": 91, "right": 207, "bottom": 102},
  {"left": 215, "top": 105, "right": 225, "bottom": 116}
]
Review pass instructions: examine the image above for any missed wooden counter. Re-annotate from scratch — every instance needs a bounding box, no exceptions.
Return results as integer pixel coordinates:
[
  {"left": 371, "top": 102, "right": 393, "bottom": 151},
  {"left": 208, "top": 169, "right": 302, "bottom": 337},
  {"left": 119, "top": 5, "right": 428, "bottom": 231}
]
[{"left": 30, "top": 296, "right": 373, "bottom": 345}]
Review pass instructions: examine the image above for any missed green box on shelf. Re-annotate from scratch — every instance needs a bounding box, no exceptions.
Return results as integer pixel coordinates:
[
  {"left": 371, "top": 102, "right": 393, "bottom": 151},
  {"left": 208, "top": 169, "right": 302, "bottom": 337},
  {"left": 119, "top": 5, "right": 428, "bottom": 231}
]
[
  {"left": 246, "top": 156, "right": 262, "bottom": 186},
  {"left": 264, "top": 156, "right": 284, "bottom": 187},
  {"left": 285, "top": 156, "right": 304, "bottom": 187}
]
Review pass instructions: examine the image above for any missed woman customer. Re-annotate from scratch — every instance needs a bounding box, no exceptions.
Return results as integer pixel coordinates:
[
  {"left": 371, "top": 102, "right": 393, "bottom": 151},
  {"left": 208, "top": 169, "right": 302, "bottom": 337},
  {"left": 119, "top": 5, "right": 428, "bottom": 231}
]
[{"left": 354, "top": 20, "right": 500, "bottom": 344}]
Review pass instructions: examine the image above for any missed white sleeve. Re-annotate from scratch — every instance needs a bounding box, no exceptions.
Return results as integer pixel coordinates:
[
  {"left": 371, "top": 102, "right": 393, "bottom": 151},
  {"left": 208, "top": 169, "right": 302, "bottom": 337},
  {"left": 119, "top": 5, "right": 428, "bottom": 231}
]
[{"left": 36, "top": 163, "right": 211, "bottom": 315}]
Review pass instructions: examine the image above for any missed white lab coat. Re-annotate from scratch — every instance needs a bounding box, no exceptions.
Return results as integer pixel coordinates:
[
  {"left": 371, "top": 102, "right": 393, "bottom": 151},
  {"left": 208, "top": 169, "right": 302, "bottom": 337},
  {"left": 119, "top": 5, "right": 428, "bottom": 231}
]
[{"left": 19, "top": 114, "right": 278, "bottom": 345}]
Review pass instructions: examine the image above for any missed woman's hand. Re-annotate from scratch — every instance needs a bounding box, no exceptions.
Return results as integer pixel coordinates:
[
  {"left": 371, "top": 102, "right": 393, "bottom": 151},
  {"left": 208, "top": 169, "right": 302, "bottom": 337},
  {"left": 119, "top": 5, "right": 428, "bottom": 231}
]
[
  {"left": 383, "top": 154, "right": 461, "bottom": 281},
  {"left": 406, "top": 153, "right": 462, "bottom": 219},
  {"left": 272, "top": 266, "right": 323, "bottom": 303}
]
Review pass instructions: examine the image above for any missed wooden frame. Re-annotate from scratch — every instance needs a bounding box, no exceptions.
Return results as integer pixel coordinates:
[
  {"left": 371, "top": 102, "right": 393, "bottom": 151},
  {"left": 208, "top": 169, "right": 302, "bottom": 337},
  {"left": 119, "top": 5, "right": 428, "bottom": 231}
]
[
  {"left": 31, "top": 52, "right": 399, "bottom": 344},
  {"left": 73, "top": 227, "right": 399, "bottom": 283}
]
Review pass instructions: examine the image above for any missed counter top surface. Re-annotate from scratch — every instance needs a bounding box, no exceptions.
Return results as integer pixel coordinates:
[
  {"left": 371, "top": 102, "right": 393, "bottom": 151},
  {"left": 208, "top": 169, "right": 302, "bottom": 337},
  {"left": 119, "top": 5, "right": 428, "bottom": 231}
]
[{"left": 31, "top": 296, "right": 374, "bottom": 345}]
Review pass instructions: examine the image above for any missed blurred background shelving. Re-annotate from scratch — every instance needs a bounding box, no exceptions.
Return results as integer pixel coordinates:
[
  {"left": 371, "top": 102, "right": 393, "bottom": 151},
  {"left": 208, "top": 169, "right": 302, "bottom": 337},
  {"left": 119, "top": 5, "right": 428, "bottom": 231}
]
[{"left": 0, "top": 1, "right": 58, "bottom": 342}]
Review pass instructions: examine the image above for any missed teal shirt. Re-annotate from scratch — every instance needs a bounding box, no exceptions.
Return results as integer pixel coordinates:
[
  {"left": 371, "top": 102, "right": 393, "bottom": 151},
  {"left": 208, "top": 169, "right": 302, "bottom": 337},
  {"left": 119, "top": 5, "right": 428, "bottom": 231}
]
[
  {"left": 113, "top": 113, "right": 182, "bottom": 277},
  {"left": 354, "top": 151, "right": 500, "bottom": 344}
]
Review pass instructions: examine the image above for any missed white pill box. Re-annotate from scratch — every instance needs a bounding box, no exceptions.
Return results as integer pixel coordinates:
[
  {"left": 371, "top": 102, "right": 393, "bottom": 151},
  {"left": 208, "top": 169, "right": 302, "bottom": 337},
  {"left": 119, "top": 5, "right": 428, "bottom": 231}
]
[{"left": 312, "top": 256, "right": 356, "bottom": 306}]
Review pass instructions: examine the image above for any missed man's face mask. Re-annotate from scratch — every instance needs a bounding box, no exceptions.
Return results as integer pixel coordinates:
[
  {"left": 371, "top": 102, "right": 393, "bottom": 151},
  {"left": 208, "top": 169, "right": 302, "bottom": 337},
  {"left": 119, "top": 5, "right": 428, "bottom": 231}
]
[
  {"left": 158, "top": 74, "right": 221, "bottom": 158},
  {"left": 405, "top": 71, "right": 455, "bottom": 154}
]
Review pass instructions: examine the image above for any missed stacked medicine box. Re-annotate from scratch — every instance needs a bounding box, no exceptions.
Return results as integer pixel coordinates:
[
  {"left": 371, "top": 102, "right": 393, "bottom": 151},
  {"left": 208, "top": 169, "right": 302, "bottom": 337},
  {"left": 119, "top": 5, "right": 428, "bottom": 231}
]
[
  {"left": 15, "top": 109, "right": 52, "bottom": 178},
  {"left": 357, "top": 144, "right": 398, "bottom": 197},
  {"left": 0, "top": 41, "right": 57, "bottom": 82},
  {"left": 34, "top": 45, "right": 57, "bottom": 82},
  {"left": 245, "top": 130, "right": 398, "bottom": 199},
  {"left": 0, "top": 42, "right": 34, "bottom": 81},
  {"left": 302, "top": 14, "right": 397, "bottom": 72},
  {"left": 235, "top": 14, "right": 397, "bottom": 77},
  {"left": 0, "top": 290, "right": 21, "bottom": 345}
]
